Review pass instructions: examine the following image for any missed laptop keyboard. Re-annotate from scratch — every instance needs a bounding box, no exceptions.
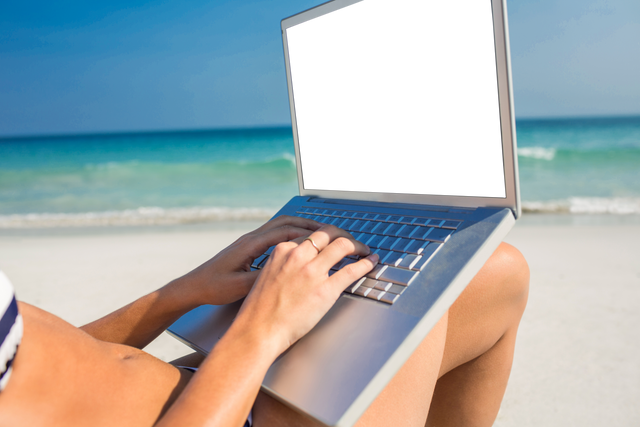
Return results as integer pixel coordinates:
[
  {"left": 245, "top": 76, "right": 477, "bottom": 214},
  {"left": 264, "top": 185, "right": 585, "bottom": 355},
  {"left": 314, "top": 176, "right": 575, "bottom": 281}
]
[{"left": 250, "top": 207, "right": 462, "bottom": 305}]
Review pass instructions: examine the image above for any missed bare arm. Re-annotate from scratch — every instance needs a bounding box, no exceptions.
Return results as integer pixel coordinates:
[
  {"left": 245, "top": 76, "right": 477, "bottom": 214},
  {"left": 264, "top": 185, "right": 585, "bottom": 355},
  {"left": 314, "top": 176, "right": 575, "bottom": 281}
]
[
  {"left": 156, "top": 225, "right": 378, "bottom": 427},
  {"left": 80, "top": 216, "right": 323, "bottom": 349}
]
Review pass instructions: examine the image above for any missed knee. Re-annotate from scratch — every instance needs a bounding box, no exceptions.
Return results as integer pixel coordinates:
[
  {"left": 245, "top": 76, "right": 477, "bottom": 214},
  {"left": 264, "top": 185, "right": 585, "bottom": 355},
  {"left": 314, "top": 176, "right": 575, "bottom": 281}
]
[{"left": 491, "top": 242, "right": 530, "bottom": 313}]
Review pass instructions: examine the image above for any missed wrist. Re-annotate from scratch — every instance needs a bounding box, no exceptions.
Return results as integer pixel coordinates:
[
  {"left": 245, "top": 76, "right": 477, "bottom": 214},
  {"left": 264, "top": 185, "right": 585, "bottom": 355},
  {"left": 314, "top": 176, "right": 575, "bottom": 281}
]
[
  {"left": 158, "top": 276, "right": 202, "bottom": 316},
  {"left": 222, "top": 315, "right": 286, "bottom": 363}
]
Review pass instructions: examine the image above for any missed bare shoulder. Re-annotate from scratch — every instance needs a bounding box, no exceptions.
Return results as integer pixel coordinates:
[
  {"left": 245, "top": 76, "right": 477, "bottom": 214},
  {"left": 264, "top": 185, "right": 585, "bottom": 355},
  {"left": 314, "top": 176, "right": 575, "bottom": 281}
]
[{"left": 0, "top": 303, "right": 191, "bottom": 427}]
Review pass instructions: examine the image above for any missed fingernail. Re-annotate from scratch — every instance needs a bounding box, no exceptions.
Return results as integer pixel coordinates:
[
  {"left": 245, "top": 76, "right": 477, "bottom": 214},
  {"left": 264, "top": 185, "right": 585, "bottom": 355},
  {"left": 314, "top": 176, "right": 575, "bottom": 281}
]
[{"left": 367, "top": 253, "right": 379, "bottom": 264}]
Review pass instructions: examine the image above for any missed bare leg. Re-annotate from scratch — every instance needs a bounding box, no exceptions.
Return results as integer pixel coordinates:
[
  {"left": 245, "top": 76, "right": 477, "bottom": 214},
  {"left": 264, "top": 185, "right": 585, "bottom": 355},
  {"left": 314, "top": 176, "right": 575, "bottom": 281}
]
[
  {"left": 427, "top": 242, "right": 529, "bottom": 426},
  {"left": 253, "top": 242, "right": 529, "bottom": 427}
]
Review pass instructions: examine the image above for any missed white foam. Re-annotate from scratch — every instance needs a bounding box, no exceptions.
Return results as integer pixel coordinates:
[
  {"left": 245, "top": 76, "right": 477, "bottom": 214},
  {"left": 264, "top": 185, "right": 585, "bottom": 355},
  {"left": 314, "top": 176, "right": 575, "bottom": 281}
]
[
  {"left": 518, "top": 147, "right": 556, "bottom": 160},
  {"left": 522, "top": 197, "right": 640, "bottom": 214},
  {"left": 0, "top": 207, "right": 277, "bottom": 228}
]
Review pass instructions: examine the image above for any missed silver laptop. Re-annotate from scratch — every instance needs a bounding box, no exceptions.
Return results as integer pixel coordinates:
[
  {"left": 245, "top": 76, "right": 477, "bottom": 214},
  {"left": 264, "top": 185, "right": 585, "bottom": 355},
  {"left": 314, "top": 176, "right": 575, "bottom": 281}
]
[{"left": 168, "top": 0, "right": 520, "bottom": 425}]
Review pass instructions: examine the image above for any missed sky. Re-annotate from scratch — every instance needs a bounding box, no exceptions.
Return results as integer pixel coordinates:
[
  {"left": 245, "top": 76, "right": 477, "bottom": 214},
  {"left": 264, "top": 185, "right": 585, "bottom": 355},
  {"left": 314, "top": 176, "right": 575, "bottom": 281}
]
[{"left": 0, "top": 0, "right": 638, "bottom": 137}]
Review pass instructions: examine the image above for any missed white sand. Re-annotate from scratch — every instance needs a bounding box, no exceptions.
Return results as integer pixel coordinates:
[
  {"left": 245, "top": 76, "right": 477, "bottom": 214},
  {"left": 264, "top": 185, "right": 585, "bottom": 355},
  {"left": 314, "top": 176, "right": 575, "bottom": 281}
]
[{"left": 0, "top": 217, "right": 638, "bottom": 426}]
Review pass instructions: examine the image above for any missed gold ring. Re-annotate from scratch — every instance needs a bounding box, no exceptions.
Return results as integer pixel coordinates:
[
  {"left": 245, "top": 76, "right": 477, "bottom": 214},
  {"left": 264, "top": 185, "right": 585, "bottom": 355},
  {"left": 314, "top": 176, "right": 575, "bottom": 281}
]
[{"left": 305, "top": 237, "right": 321, "bottom": 254}]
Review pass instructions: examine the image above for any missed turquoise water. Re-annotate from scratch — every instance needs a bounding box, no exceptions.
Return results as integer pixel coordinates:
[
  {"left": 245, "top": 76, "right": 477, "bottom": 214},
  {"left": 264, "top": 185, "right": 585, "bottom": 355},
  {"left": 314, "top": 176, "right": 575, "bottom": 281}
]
[
  {"left": 0, "top": 116, "right": 639, "bottom": 227},
  {"left": 516, "top": 116, "right": 640, "bottom": 213}
]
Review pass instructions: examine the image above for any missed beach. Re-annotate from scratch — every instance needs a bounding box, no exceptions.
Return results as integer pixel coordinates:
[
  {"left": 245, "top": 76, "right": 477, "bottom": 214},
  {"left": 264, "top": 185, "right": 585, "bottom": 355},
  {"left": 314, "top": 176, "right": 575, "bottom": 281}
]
[{"left": 1, "top": 215, "right": 638, "bottom": 426}]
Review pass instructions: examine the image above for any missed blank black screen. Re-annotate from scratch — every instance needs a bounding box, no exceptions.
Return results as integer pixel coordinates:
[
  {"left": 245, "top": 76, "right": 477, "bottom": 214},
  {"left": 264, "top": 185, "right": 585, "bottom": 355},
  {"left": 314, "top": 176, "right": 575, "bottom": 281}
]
[{"left": 290, "top": 0, "right": 502, "bottom": 195}]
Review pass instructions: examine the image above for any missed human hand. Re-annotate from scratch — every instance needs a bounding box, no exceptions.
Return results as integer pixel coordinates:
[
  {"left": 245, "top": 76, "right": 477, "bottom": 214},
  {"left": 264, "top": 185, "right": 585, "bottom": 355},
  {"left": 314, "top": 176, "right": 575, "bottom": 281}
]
[
  {"left": 174, "top": 215, "right": 323, "bottom": 307},
  {"left": 231, "top": 224, "right": 379, "bottom": 356}
]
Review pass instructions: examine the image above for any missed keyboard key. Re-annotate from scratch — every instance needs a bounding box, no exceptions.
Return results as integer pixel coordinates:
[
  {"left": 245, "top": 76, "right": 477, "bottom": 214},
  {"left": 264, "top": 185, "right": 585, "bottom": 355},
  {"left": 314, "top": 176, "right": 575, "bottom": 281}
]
[
  {"left": 397, "top": 254, "right": 421, "bottom": 270},
  {"left": 397, "top": 225, "right": 419, "bottom": 238},
  {"left": 319, "top": 216, "right": 333, "bottom": 224},
  {"left": 373, "top": 281, "right": 393, "bottom": 291},
  {"left": 383, "top": 251, "right": 405, "bottom": 267},
  {"left": 362, "top": 213, "right": 378, "bottom": 220},
  {"left": 405, "top": 239, "right": 430, "bottom": 254},
  {"left": 365, "top": 264, "right": 388, "bottom": 280},
  {"left": 375, "top": 214, "right": 391, "bottom": 222},
  {"left": 412, "top": 226, "right": 432, "bottom": 240},
  {"left": 399, "top": 217, "right": 417, "bottom": 225},
  {"left": 387, "top": 284, "right": 407, "bottom": 295},
  {"left": 424, "top": 228, "right": 453, "bottom": 243},
  {"left": 347, "top": 220, "right": 364, "bottom": 232},
  {"left": 251, "top": 254, "right": 268, "bottom": 269},
  {"left": 264, "top": 246, "right": 276, "bottom": 255},
  {"left": 366, "top": 289, "right": 384, "bottom": 301},
  {"left": 359, "top": 278, "right": 378, "bottom": 288},
  {"left": 378, "top": 266, "right": 418, "bottom": 286},
  {"left": 358, "top": 233, "right": 375, "bottom": 245},
  {"left": 341, "top": 211, "right": 356, "bottom": 218},
  {"left": 328, "top": 217, "right": 343, "bottom": 226},
  {"left": 344, "top": 277, "right": 366, "bottom": 293},
  {"left": 354, "top": 286, "right": 371, "bottom": 297},
  {"left": 382, "top": 223, "right": 403, "bottom": 236},
  {"left": 412, "top": 254, "right": 433, "bottom": 271},
  {"left": 352, "top": 212, "right": 366, "bottom": 219},
  {"left": 379, "top": 237, "right": 399, "bottom": 250},
  {"left": 359, "top": 220, "right": 378, "bottom": 233},
  {"left": 442, "top": 220, "right": 462, "bottom": 230},
  {"left": 340, "top": 219, "right": 356, "bottom": 230},
  {"left": 387, "top": 215, "right": 403, "bottom": 223},
  {"left": 374, "top": 249, "right": 392, "bottom": 263},
  {"left": 419, "top": 242, "right": 442, "bottom": 263},
  {"left": 353, "top": 233, "right": 367, "bottom": 244},
  {"left": 371, "top": 222, "right": 390, "bottom": 234},
  {"left": 411, "top": 217, "right": 428, "bottom": 226},
  {"left": 428, "top": 219, "right": 445, "bottom": 228},
  {"left": 367, "top": 235, "right": 387, "bottom": 248},
  {"left": 380, "top": 292, "right": 399, "bottom": 304},
  {"left": 391, "top": 238, "right": 412, "bottom": 252}
]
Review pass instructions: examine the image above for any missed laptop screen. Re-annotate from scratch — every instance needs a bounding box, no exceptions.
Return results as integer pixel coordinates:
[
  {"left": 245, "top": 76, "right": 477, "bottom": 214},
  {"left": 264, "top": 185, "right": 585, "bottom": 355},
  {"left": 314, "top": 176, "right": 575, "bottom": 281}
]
[{"left": 285, "top": 0, "right": 507, "bottom": 199}]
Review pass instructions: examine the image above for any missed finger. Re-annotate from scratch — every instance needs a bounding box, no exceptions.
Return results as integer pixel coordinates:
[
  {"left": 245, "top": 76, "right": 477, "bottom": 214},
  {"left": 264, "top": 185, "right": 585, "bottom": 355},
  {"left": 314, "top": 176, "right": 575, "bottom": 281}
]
[
  {"left": 329, "top": 253, "right": 379, "bottom": 292},
  {"left": 300, "top": 224, "right": 357, "bottom": 249},
  {"left": 247, "top": 225, "right": 316, "bottom": 258},
  {"left": 250, "top": 215, "right": 322, "bottom": 235},
  {"left": 312, "top": 235, "right": 371, "bottom": 272}
]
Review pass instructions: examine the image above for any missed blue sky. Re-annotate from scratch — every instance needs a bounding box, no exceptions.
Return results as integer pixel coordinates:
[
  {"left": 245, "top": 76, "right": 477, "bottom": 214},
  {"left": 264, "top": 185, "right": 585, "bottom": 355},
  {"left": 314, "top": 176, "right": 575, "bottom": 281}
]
[{"left": 1, "top": 0, "right": 638, "bottom": 137}]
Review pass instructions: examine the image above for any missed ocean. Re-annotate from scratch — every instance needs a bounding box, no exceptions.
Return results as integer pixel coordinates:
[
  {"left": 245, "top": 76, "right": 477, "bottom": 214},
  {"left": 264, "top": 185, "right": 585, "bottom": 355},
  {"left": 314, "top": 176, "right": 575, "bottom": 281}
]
[{"left": 1, "top": 116, "right": 639, "bottom": 227}]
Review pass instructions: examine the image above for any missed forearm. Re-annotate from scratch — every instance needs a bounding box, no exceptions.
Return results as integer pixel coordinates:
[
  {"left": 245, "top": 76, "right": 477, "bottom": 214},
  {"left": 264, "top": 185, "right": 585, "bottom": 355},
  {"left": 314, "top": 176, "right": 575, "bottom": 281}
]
[
  {"left": 157, "top": 322, "right": 280, "bottom": 427},
  {"left": 81, "top": 276, "right": 199, "bottom": 348}
]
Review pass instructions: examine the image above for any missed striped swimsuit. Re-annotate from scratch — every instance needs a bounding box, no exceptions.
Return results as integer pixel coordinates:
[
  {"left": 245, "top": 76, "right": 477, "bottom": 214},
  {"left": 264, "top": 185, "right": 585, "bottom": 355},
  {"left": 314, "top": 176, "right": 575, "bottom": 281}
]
[{"left": 1, "top": 271, "right": 22, "bottom": 392}]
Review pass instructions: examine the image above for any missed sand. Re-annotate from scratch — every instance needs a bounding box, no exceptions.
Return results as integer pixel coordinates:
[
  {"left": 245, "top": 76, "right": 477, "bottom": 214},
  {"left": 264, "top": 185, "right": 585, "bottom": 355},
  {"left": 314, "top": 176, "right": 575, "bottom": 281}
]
[{"left": 1, "top": 216, "right": 638, "bottom": 426}]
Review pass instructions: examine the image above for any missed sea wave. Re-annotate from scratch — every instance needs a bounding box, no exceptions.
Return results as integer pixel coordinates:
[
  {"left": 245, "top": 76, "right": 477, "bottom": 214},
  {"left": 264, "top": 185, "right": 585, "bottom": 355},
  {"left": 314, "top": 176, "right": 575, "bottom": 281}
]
[
  {"left": 82, "top": 154, "right": 296, "bottom": 171},
  {"left": 517, "top": 147, "right": 556, "bottom": 160},
  {"left": 0, "top": 207, "right": 277, "bottom": 228},
  {"left": 522, "top": 197, "right": 640, "bottom": 214}
]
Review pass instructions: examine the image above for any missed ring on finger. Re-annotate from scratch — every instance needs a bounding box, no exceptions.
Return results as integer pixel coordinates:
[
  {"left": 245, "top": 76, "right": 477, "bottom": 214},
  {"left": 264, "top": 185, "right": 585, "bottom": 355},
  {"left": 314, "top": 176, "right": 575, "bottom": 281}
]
[{"left": 304, "top": 237, "right": 321, "bottom": 254}]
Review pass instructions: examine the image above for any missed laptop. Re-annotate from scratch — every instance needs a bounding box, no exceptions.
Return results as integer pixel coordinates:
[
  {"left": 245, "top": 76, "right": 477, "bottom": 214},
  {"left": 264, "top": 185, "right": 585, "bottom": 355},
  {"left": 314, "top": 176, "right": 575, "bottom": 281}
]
[{"left": 168, "top": 0, "right": 520, "bottom": 425}]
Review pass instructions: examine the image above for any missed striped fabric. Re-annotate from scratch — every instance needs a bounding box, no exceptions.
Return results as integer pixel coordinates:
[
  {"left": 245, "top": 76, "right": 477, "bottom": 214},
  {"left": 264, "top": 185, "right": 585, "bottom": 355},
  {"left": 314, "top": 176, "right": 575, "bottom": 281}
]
[{"left": 0, "top": 271, "right": 22, "bottom": 392}]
